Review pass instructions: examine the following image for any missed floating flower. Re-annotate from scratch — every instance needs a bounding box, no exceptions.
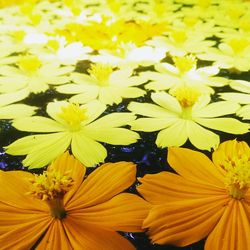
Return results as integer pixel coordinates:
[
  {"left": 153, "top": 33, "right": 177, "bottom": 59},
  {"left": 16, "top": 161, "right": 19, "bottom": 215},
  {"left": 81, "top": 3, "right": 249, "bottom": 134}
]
[
  {"left": 137, "top": 140, "right": 250, "bottom": 249},
  {"left": 197, "top": 38, "right": 250, "bottom": 72},
  {"left": 57, "top": 63, "right": 146, "bottom": 105},
  {"left": 128, "top": 88, "right": 249, "bottom": 150},
  {"left": 92, "top": 43, "right": 167, "bottom": 68},
  {"left": 0, "top": 55, "right": 74, "bottom": 99},
  {"left": 0, "top": 152, "right": 149, "bottom": 249},
  {"left": 147, "top": 29, "right": 215, "bottom": 56},
  {"left": 5, "top": 100, "right": 139, "bottom": 168},
  {"left": 141, "top": 55, "right": 228, "bottom": 94},
  {"left": 219, "top": 80, "right": 250, "bottom": 119}
]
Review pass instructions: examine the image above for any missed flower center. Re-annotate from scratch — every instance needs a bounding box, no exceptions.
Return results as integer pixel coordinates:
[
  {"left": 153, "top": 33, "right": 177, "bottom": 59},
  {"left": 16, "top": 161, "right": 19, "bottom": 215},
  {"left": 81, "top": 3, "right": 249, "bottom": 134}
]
[
  {"left": 46, "top": 39, "right": 60, "bottom": 52},
  {"left": 27, "top": 170, "right": 74, "bottom": 219},
  {"left": 18, "top": 55, "right": 42, "bottom": 74},
  {"left": 171, "top": 30, "right": 187, "bottom": 44},
  {"left": 59, "top": 103, "right": 86, "bottom": 132},
  {"left": 88, "top": 63, "right": 113, "bottom": 86},
  {"left": 173, "top": 55, "right": 197, "bottom": 74},
  {"left": 221, "top": 153, "right": 250, "bottom": 199},
  {"left": 171, "top": 86, "right": 200, "bottom": 108},
  {"left": 228, "top": 38, "right": 249, "bottom": 54}
]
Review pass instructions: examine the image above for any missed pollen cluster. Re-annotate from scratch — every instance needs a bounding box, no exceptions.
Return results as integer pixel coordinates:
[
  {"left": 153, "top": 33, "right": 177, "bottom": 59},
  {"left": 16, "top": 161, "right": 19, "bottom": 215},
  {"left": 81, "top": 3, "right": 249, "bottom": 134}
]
[
  {"left": 18, "top": 55, "right": 42, "bottom": 74},
  {"left": 88, "top": 63, "right": 113, "bottom": 86},
  {"left": 28, "top": 170, "right": 74, "bottom": 201},
  {"left": 59, "top": 103, "right": 86, "bottom": 131}
]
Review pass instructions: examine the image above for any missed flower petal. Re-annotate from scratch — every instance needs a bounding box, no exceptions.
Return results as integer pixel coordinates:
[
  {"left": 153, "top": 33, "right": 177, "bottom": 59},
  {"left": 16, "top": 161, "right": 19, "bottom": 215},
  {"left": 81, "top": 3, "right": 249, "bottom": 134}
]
[
  {"left": 70, "top": 193, "right": 150, "bottom": 232},
  {"left": 168, "top": 147, "right": 225, "bottom": 187},
  {"left": 0, "top": 171, "right": 47, "bottom": 210},
  {"left": 71, "top": 133, "right": 107, "bottom": 167},
  {"left": 205, "top": 200, "right": 250, "bottom": 250},
  {"left": 0, "top": 213, "right": 51, "bottom": 250},
  {"left": 0, "top": 104, "right": 37, "bottom": 119},
  {"left": 143, "top": 197, "right": 227, "bottom": 246},
  {"left": 195, "top": 117, "right": 249, "bottom": 134},
  {"left": 12, "top": 116, "right": 65, "bottom": 132},
  {"left": 36, "top": 220, "right": 72, "bottom": 250},
  {"left": 67, "top": 162, "right": 136, "bottom": 210},
  {"left": 186, "top": 120, "right": 220, "bottom": 150},
  {"left": 63, "top": 217, "right": 136, "bottom": 250},
  {"left": 156, "top": 120, "right": 188, "bottom": 148},
  {"left": 137, "top": 172, "right": 228, "bottom": 204}
]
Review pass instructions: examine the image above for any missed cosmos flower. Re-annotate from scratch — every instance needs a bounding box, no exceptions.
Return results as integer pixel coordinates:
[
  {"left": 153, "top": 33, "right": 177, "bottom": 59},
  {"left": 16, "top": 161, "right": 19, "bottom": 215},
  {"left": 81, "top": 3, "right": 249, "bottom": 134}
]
[
  {"left": 141, "top": 55, "right": 228, "bottom": 94},
  {"left": 5, "top": 100, "right": 140, "bottom": 168},
  {"left": 197, "top": 38, "right": 250, "bottom": 72},
  {"left": 128, "top": 88, "right": 249, "bottom": 150},
  {"left": 137, "top": 140, "right": 250, "bottom": 250},
  {"left": 57, "top": 63, "right": 146, "bottom": 105},
  {"left": 0, "top": 152, "right": 150, "bottom": 249},
  {"left": 219, "top": 79, "right": 250, "bottom": 120},
  {"left": 0, "top": 55, "right": 74, "bottom": 99},
  {"left": 147, "top": 29, "right": 215, "bottom": 57}
]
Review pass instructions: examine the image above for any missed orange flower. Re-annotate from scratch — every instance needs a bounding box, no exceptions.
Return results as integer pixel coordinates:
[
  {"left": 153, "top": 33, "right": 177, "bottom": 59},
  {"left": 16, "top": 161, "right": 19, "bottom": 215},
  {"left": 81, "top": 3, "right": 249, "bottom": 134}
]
[
  {"left": 137, "top": 140, "right": 250, "bottom": 250},
  {"left": 0, "top": 152, "right": 149, "bottom": 249}
]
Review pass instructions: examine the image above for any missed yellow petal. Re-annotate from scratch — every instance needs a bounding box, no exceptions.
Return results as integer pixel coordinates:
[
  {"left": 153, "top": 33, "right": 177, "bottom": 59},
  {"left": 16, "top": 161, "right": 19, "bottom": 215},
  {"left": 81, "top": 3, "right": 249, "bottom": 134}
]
[
  {"left": 168, "top": 147, "right": 225, "bottom": 187},
  {"left": 71, "top": 133, "right": 107, "bottom": 167},
  {"left": 67, "top": 162, "right": 136, "bottom": 210},
  {"left": 70, "top": 193, "right": 150, "bottom": 232},
  {"left": 0, "top": 104, "right": 37, "bottom": 119}
]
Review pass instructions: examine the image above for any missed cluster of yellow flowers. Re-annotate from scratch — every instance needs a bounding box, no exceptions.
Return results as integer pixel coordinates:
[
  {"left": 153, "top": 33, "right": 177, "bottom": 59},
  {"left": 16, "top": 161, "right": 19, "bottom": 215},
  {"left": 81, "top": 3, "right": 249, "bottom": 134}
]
[{"left": 1, "top": 0, "right": 250, "bottom": 249}]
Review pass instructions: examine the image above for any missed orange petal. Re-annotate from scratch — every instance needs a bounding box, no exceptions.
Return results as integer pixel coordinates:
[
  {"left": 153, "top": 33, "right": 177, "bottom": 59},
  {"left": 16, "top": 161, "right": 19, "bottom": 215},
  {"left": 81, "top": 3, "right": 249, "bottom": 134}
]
[
  {"left": 63, "top": 216, "right": 136, "bottom": 250},
  {"left": 143, "top": 196, "right": 228, "bottom": 246},
  {"left": 205, "top": 199, "right": 250, "bottom": 250},
  {"left": 0, "top": 170, "right": 47, "bottom": 210},
  {"left": 137, "top": 171, "right": 228, "bottom": 204},
  {"left": 0, "top": 202, "right": 50, "bottom": 235},
  {"left": 47, "top": 151, "right": 86, "bottom": 205},
  {"left": 36, "top": 220, "right": 72, "bottom": 250},
  {"left": 168, "top": 147, "right": 225, "bottom": 187},
  {"left": 0, "top": 210, "right": 52, "bottom": 250},
  {"left": 69, "top": 193, "right": 150, "bottom": 232},
  {"left": 66, "top": 161, "right": 136, "bottom": 210}
]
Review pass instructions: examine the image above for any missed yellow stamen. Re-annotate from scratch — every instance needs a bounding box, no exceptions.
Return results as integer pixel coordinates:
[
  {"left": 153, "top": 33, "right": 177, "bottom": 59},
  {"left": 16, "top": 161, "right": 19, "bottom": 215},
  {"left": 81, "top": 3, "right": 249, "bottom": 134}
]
[
  {"left": 27, "top": 170, "right": 74, "bottom": 219},
  {"left": 171, "top": 86, "right": 201, "bottom": 108},
  {"left": 215, "top": 140, "right": 250, "bottom": 199},
  {"left": 171, "top": 30, "right": 187, "bottom": 44},
  {"left": 47, "top": 39, "right": 60, "bottom": 51},
  {"left": 88, "top": 63, "right": 113, "bottom": 86},
  {"left": 18, "top": 55, "right": 42, "bottom": 74},
  {"left": 12, "top": 30, "right": 26, "bottom": 42},
  {"left": 228, "top": 38, "right": 249, "bottom": 54},
  {"left": 173, "top": 55, "right": 197, "bottom": 74},
  {"left": 59, "top": 103, "right": 86, "bottom": 132}
]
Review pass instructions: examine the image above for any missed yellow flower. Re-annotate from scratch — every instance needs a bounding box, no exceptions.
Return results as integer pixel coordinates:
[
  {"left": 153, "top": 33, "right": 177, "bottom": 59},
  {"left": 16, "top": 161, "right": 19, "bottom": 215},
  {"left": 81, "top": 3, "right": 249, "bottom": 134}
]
[
  {"left": 5, "top": 100, "right": 140, "bottom": 168},
  {"left": 141, "top": 55, "right": 228, "bottom": 94},
  {"left": 57, "top": 64, "right": 146, "bottom": 105},
  {"left": 198, "top": 38, "right": 250, "bottom": 72},
  {"left": 0, "top": 152, "right": 150, "bottom": 249},
  {"left": 0, "top": 55, "right": 74, "bottom": 98},
  {"left": 219, "top": 79, "right": 250, "bottom": 119},
  {"left": 147, "top": 28, "right": 215, "bottom": 57},
  {"left": 128, "top": 89, "right": 249, "bottom": 150},
  {"left": 137, "top": 140, "right": 250, "bottom": 249}
]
